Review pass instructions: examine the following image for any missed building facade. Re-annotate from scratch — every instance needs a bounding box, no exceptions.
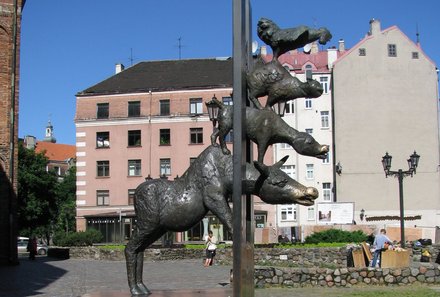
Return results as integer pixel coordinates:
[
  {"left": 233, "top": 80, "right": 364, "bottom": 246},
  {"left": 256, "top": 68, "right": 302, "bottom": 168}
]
[
  {"left": 333, "top": 20, "right": 440, "bottom": 242},
  {"left": 0, "top": 0, "right": 24, "bottom": 265},
  {"left": 75, "top": 58, "right": 276, "bottom": 243}
]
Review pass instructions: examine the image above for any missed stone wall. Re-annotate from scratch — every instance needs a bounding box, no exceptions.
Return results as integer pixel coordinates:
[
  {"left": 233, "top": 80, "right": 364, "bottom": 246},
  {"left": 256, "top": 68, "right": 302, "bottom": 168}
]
[
  {"left": 67, "top": 245, "right": 440, "bottom": 287},
  {"left": 254, "top": 265, "right": 440, "bottom": 288}
]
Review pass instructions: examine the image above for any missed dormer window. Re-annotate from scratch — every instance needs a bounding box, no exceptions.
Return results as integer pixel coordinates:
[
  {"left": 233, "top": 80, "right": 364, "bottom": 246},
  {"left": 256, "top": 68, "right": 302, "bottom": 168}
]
[{"left": 305, "top": 65, "right": 312, "bottom": 79}]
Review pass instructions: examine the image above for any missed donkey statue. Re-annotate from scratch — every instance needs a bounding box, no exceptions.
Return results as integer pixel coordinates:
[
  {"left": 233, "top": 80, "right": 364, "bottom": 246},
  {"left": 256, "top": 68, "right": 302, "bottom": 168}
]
[{"left": 125, "top": 145, "right": 318, "bottom": 295}]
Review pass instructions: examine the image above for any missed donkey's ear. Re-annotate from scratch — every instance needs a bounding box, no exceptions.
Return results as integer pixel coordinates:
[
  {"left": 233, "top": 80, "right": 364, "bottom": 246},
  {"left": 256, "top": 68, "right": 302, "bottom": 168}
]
[
  {"left": 254, "top": 161, "right": 269, "bottom": 177},
  {"left": 274, "top": 155, "right": 289, "bottom": 169}
]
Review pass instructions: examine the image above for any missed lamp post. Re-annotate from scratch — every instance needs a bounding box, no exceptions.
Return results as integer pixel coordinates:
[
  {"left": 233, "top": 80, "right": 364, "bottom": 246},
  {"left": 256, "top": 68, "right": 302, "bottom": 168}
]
[
  {"left": 381, "top": 151, "right": 420, "bottom": 248},
  {"left": 206, "top": 94, "right": 220, "bottom": 127},
  {"left": 271, "top": 101, "right": 286, "bottom": 117}
]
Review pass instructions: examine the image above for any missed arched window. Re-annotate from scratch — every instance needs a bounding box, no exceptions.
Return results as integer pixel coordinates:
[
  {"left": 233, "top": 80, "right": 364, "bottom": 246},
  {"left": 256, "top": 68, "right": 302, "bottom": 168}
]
[{"left": 305, "top": 64, "right": 313, "bottom": 80}]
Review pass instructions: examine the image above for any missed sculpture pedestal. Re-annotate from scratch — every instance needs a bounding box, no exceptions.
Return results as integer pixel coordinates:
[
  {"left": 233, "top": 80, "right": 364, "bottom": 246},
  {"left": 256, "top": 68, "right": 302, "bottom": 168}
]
[{"left": 82, "top": 288, "right": 233, "bottom": 297}]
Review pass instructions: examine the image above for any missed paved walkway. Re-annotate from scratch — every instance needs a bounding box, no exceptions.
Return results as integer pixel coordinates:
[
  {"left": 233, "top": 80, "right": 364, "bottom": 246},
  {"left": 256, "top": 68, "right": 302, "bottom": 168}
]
[{"left": 1, "top": 255, "right": 440, "bottom": 297}]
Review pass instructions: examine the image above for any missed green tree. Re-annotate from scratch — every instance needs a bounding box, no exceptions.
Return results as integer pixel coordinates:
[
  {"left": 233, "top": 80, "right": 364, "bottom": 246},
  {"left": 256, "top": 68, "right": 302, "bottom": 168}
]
[
  {"left": 17, "top": 145, "right": 58, "bottom": 242},
  {"left": 54, "top": 166, "right": 77, "bottom": 234}
]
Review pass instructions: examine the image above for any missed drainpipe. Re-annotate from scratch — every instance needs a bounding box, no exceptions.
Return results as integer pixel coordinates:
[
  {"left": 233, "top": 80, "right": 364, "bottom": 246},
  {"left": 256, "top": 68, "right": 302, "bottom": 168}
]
[
  {"left": 8, "top": 0, "right": 19, "bottom": 264},
  {"left": 330, "top": 68, "right": 337, "bottom": 202}
]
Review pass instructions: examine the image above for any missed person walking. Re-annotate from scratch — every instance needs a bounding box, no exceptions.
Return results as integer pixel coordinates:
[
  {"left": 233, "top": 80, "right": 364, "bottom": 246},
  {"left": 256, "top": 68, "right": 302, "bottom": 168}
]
[
  {"left": 371, "top": 229, "right": 391, "bottom": 267},
  {"left": 27, "top": 236, "right": 38, "bottom": 260},
  {"left": 204, "top": 230, "right": 217, "bottom": 267}
]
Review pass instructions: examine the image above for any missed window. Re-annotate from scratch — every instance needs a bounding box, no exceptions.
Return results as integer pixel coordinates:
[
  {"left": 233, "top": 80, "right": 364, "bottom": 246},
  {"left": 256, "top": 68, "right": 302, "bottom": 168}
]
[
  {"left": 160, "top": 158, "right": 171, "bottom": 176},
  {"left": 285, "top": 101, "right": 294, "bottom": 114},
  {"left": 412, "top": 52, "right": 419, "bottom": 59},
  {"left": 189, "top": 98, "right": 203, "bottom": 115},
  {"left": 322, "top": 151, "right": 330, "bottom": 164},
  {"left": 190, "top": 128, "right": 203, "bottom": 144},
  {"left": 96, "top": 132, "right": 110, "bottom": 148},
  {"left": 281, "top": 165, "right": 295, "bottom": 178},
  {"left": 359, "top": 48, "right": 366, "bottom": 56},
  {"left": 222, "top": 96, "right": 233, "bottom": 105},
  {"left": 321, "top": 111, "right": 329, "bottom": 128},
  {"left": 160, "top": 129, "right": 170, "bottom": 145},
  {"left": 305, "top": 64, "right": 312, "bottom": 80},
  {"left": 306, "top": 164, "right": 314, "bottom": 179},
  {"left": 280, "top": 206, "right": 296, "bottom": 221},
  {"left": 255, "top": 214, "right": 266, "bottom": 228},
  {"left": 319, "top": 76, "right": 329, "bottom": 94},
  {"left": 128, "top": 130, "right": 141, "bottom": 147},
  {"left": 128, "top": 189, "right": 135, "bottom": 205},
  {"left": 323, "top": 182, "right": 332, "bottom": 201},
  {"left": 305, "top": 128, "right": 313, "bottom": 135},
  {"left": 97, "top": 160, "right": 110, "bottom": 177},
  {"left": 97, "top": 190, "right": 109, "bottom": 206},
  {"left": 97, "top": 103, "right": 109, "bottom": 119},
  {"left": 128, "top": 160, "right": 141, "bottom": 176},
  {"left": 388, "top": 44, "right": 397, "bottom": 57},
  {"left": 305, "top": 98, "right": 312, "bottom": 109},
  {"left": 160, "top": 100, "right": 170, "bottom": 116},
  {"left": 307, "top": 207, "right": 315, "bottom": 221},
  {"left": 222, "top": 97, "right": 234, "bottom": 142},
  {"left": 128, "top": 101, "right": 140, "bottom": 117}
]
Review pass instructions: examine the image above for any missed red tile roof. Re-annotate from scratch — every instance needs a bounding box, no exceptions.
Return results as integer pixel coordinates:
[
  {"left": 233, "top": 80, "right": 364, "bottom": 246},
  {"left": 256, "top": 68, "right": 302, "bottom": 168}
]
[{"left": 35, "top": 141, "right": 76, "bottom": 161}]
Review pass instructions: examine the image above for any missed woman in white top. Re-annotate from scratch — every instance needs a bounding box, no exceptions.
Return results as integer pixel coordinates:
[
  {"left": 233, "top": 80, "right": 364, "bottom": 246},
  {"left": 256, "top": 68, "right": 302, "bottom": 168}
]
[{"left": 204, "top": 230, "right": 217, "bottom": 267}]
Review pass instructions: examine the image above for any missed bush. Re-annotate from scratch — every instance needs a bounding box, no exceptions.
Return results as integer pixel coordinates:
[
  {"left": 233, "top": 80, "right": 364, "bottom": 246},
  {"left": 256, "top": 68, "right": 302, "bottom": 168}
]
[
  {"left": 53, "top": 229, "right": 103, "bottom": 246},
  {"left": 304, "top": 229, "right": 367, "bottom": 244}
]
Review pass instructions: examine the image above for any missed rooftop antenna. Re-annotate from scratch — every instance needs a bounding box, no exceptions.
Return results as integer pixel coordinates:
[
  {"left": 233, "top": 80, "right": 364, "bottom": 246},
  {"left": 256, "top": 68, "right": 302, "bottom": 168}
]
[
  {"left": 129, "top": 48, "right": 134, "bottom": 66},
  {"left": 416, "top": 23, "right": 420, "bottom": 46},
  {"left": 176, "top": 37, "right": 185, "bottom": 60}
]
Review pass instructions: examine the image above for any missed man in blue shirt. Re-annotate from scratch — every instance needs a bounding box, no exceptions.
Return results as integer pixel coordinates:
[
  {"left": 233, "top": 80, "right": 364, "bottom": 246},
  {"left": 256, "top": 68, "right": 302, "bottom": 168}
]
[{"left": 371, "top": 229, "right": 391, "bottom": 267}]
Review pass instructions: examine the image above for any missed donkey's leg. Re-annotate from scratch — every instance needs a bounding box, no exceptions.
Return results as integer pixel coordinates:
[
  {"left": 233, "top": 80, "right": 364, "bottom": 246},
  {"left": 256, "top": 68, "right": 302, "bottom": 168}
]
[
  {"left": 125, "top": 227, "right": 165, "bottom": 295},
  {"left": 204, "top": 187, "right": 233, "bottom": 234}
]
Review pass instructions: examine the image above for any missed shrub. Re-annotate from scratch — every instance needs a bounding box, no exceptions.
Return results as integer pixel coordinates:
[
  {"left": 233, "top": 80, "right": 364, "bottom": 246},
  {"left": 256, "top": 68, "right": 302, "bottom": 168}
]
[
  {"left": 304, "top": 229, "right": 367, "bottom": 244},
  {"left": 53, "top": 229, "right": 103, "bottom": 246}
]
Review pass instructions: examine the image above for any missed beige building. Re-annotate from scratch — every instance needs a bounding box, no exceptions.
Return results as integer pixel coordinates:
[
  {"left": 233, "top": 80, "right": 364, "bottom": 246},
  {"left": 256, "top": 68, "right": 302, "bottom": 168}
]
[{"left": 333, "top": 20, "right": 440, "bottom": 242}]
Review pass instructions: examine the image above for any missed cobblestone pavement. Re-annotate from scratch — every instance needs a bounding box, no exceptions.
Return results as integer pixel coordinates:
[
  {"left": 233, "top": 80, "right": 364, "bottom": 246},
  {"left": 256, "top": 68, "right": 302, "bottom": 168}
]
[{"left": 1, "top": 255, "right": 440, "bottom": 297}]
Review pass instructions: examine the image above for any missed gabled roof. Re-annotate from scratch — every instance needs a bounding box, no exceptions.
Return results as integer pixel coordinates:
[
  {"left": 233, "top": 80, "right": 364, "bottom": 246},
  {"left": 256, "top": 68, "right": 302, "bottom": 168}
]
[
  {"left": 77, "top": 58, "right": 233, "bottom": 97},
  {"left": 262, "top": 50, "right": 342, "bottom": 73},
  {"left": 35, "top": 141, "right": 76, "bottom": 162}
]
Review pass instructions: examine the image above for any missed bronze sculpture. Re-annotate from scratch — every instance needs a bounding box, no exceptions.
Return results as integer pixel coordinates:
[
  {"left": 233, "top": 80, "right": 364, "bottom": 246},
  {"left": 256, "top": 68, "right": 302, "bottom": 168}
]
[
  {"left": 125, "top": 145, "right": 318, "bottom": 295},
  {"left": 208, "top": 97, "right": 328, "bottom": 162},
  {"left": 125, "top": 16, "right": 332, "bottom": 295}
]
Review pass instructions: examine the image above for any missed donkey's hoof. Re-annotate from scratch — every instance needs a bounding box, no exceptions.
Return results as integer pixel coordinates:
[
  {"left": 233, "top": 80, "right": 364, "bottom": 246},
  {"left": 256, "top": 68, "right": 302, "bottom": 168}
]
[
  {"left": 130, "top": 285, "right": 151, "bottom": 296},
  {"left": 137, "top": 283, "right": 151, "bottom": 295},
  {"left": 221, "top": 148, "right": 231, "bottom": 155}
]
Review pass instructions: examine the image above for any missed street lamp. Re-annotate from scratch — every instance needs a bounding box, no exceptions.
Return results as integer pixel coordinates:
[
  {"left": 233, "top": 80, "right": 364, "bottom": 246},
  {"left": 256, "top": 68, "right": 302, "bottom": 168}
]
[
  {"left": 271, "top": 101, "right": 286, "bottom": 117},
  {"left": 381, "top": 151, "right": 420, "bottom": 248},
  {"left": 206, "top": 94, "right": 220, "bottom": 127}
]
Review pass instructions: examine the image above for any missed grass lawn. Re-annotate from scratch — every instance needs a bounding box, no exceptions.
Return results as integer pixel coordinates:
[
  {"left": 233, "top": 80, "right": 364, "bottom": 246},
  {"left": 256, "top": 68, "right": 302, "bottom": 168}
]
[{"left": 257, "top": 285, "right": 440, "bottom": 297}]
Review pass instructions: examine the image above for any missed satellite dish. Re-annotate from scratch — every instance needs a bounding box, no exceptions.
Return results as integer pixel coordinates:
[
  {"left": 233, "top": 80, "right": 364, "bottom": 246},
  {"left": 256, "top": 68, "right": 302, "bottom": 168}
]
[
  {"left": 303, "top": 43, "right": 312, "bottom": 54},
  {"left": 252, "top": 40, "right": 259, "bottom": 55}
]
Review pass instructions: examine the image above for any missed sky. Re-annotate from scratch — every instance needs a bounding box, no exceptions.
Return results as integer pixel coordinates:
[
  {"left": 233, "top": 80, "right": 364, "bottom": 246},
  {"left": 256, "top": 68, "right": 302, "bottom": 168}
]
[{"left": 19, "top": 0, "right": 440, "bottom": 145}]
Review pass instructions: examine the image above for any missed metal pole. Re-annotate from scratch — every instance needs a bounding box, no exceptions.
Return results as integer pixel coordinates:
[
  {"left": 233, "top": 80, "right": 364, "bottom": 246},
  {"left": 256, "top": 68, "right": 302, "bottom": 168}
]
[
  {"left": 232, "top": 0, "right": 254, "bottom": 296},
  {"left": 398, "top": 170, "right": 405, "bottom": 248}
]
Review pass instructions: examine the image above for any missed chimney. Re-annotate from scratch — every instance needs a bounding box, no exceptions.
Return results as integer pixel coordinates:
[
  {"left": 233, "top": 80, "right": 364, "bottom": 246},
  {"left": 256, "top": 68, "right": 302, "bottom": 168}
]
[
  {"left": 369, "top": 19, "right": 381, "bottom": 36},
  {"left": 260, "top": 45, "right": 267, "bottom": 57},
  {"left": 115, "top": 63, "right": 125, "bottom": 74},
  {"left": 327, "top": 48, "right": 338, "bottom": 70},
  {"left": 310, "top": 41, "right": 319, "bottom": 54},
  {"left": 338, "top": 39, "right": 345, "bottom": 52},
  {"left": 24, "top": 135, "right": 36, "bottom": 149}
]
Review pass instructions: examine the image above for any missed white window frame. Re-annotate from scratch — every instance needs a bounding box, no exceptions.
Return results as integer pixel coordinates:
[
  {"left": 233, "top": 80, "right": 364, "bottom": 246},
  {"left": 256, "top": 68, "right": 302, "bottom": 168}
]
[
  {"left": 307, "top": 207, "right": 315, "bottom": 221},
  {"left": 160, "top": 158, "right": 171, "bottom": 176},
  {"left": 319, "top": 76, "right": 329, "bottom": 94},
  {"left": 189, "top": 98, "right": 203, "bottom": 115},
  {"left": 306, "top": 164, "right": 314, "bottom": 180},
  {"left": 305, "top": 98, "right": 312, "bottom": 109},
  {"left": 321, "top": 111, "right": 329, "bottom": 129},
  {"left": 128, "top": 159, "right": 142, "bottom": 176},
  {"left": 323, "top": 182, "right": 332, "bottom": 202},
  {"left": 280, "top": 205, "right": 297, "bottom": 221},
  {"left": 281, "top": 165, "right": 296, "bottom": 178}
]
